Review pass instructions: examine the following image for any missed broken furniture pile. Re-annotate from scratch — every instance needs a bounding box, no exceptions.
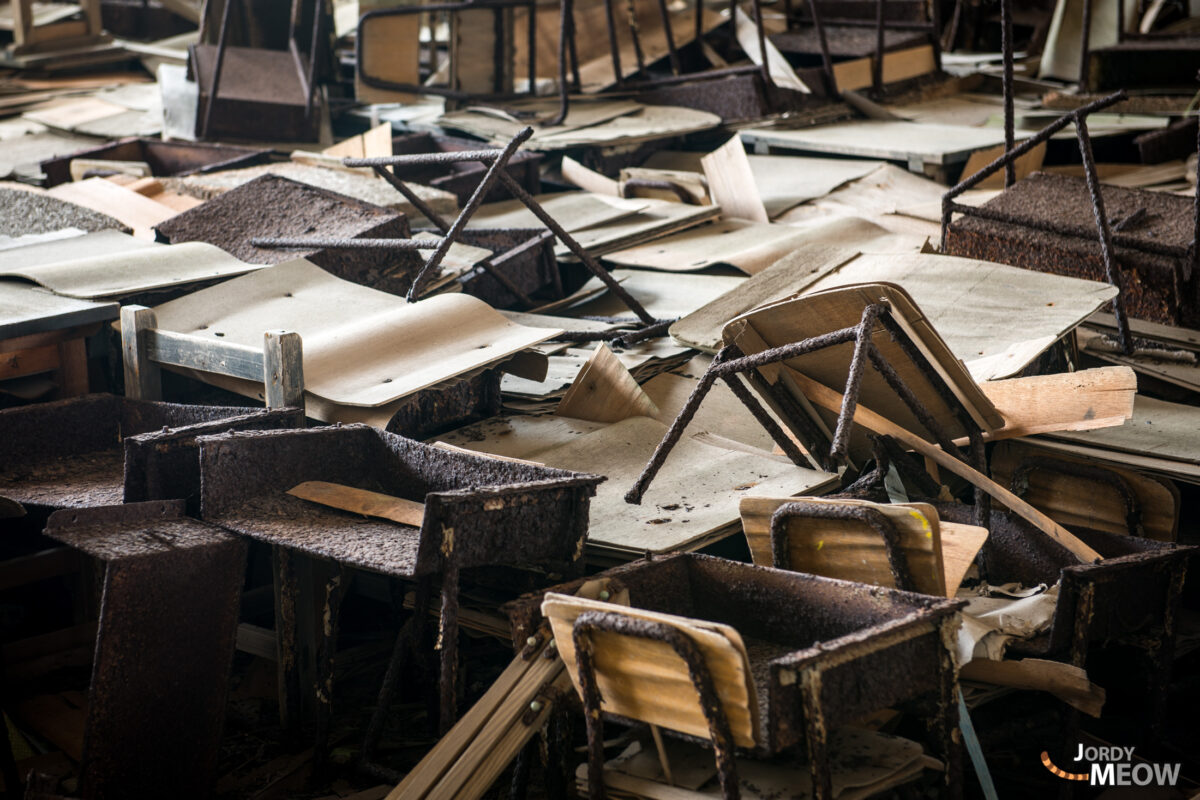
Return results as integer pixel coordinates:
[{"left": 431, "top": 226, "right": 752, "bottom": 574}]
[{"left": 2, "top": 0, "right": 1200, "bottom": 797}]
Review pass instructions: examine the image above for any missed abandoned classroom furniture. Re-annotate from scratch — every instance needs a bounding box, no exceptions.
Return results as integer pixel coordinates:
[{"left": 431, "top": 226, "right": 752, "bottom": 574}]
[
  {"left": 507, "top": 553, "right": 966, "bottom": 800},
  {"left": 26, "top": 501, "right": 246, "bottom": 799},
  {"left": 0, "top": 393, "right": 303, "bottom": 518},
  {"left": 40, "top": 137, "right": 271, "bottom": 187},
  {"left": 196, "top": 424, "right": 602, "bottom": 754},
  {"left": 0, "top": 281, "right": 118, "bottom": 400}
]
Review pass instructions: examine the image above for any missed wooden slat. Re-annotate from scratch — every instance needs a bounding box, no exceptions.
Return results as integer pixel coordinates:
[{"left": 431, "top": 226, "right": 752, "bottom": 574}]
[
  {"left": 0, "top": 342, "right": 59, "bottom": 381},
  {"left": 145, "top": 328, "right": 264, "bottom": 381},
  {"left": 0, "top": 547, "right": 79, "bottom": 592},
  {"left": 287, "top": 482, "right": 425, "bottom": 528},
  {"left": 978, "top": 367, "right": 1137, "bottom": 440}
]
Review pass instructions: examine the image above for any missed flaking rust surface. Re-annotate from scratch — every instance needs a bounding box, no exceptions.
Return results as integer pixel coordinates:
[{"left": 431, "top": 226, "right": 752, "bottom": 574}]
[
  {"left": 946, "top": 172, "right": 1198, "bottom": 326},
  {"left": 0, "top": 451, "right": 126, "bottom": 508},
  {"left": 155, "top": 174, "right": 409, "bottom": 266}
]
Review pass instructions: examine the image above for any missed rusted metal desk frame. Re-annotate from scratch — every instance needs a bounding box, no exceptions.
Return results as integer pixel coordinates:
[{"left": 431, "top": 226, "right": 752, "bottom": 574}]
[{"left": 196, "top": 424, "right": 602, "bottom": 766}]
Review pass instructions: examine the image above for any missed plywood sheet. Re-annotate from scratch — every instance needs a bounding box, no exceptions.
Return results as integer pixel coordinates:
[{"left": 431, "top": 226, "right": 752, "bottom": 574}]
[
  {"left": 800, "top": 252, "right": 1119, "bottom": 381},
  {"left": 603, "top": 219, "right": 813, "bottom": 275},
  {"left": 531, "top": 416, "right": 838, "bottom": 555},
  {"left": 740, "top": 120, "right": 1008, "bottom": 165},
  {"left": 0, "top": 240, "right": 259, "bottom": 299},
  {"left": 150, "top": 258, "right": 558, "bottom": 408}
]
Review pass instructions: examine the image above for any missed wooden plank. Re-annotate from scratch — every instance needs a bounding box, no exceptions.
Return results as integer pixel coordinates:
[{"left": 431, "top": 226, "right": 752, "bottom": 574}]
[
  {"left": 785, "top": 370, "right": 1103, "bottom": 563},
  {"left": 145, "top": 328, "right": 263, "bottom": 381},
  {"left": 287, "top": 482, "right": 425, "bottom": 528},
  {"left": 387, "top": 638, "right": 562, "bottom": 800},
  {"left": 977, "top": 366, "right": 1137, "bottom": 440},
  {"left": 0, "top": 342, "right": 59, "bottom": 381},
  {"left": 120, "top": 304, "right": 161, "bottom": 401},
  {"left": 54, "top": 335, "right": 89, "bottom": 396},
  {"left": 0, "top": 547, "right": 78, "bottom": 592},
  {"left": 960, "top": 658, "right": 1105, "bottom": 717}
]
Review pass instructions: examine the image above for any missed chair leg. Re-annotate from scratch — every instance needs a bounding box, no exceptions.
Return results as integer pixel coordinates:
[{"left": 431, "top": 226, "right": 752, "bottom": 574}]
[{"left": 437, "top": 558, "right": 461, "bottom": 736}]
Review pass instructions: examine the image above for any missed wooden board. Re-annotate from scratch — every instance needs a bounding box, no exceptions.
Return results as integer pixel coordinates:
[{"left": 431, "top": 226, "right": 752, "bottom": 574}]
[
  {"left": 288, "top": 481, "right": 425, "bottom": 527},
  {"left": 977, "top": 367, "right": 1136, "bottom": 440},
  {"left": 832, "top": 44, "right": 937, "bottom": 93},
  {"left": 990, "top": 440, "right": 1178, "bottom": 541},
  {"left": 45, "top": 177, "right": 177, "bottom": 239},
  {"left": 1045, "top": 394, "right": 1200, "bottom": 472},
  {"left": 543, "top": 593, "right": 760, "bottom": 748},
  {"left": 739, "top": 120, "right": 1009, "bottom": 166}
]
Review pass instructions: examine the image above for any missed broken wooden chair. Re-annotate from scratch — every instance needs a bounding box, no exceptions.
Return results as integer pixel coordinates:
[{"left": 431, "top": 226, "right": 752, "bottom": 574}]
[
  {"left": 195, "top": 424, "right": 603, "bottom": 767},
  {"left": 508, "top": 553, "right": 965, "bottom": 800}
]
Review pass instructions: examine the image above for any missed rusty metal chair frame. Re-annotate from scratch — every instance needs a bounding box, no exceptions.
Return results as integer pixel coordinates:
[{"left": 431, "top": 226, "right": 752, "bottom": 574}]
[
  {"left": 573, "top": 610, "right": 742, "bottom": 800},
  {"left": 780, "top": 0, "right": 944, "bottom": 96},
  {"left": 769, "top": 500, "right": 920, "bottom": 591},
  {"left": 356, "top": 0, "right": 541, "bottom": 101},
  {"left": 197, "top": 0, "right": 324, "bottom": 139},
  {"left": 252, "top": 127, "right": 660, "bottom": 327},
  {"left": 356, "top": 0, "right": 779, "bottom": 125},
  {"left": 938, "top": 89, "right": 1200, "bottom": 357},
  {"left": 625, "top": 302, "right": 990, "bottom": 532}
]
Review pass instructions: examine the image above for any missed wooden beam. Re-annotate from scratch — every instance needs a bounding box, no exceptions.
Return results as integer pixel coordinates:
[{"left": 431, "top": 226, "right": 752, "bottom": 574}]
[{"left": 787, "top": 371, "right": 1103, "bottom": 563}]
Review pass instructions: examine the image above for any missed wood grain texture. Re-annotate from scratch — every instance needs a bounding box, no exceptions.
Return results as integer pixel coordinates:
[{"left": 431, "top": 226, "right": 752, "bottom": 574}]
[
  {"left": 288, "top": 482, "right": 425, "bottom": 528},
  {"left": 544, "top": 593, "right": 760, "bottom": 748}
]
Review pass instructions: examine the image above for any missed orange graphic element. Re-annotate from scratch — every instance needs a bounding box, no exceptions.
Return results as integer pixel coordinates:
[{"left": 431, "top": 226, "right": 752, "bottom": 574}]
[{"left": 1041, "top": 751, "right": 1089, "bottom": 781}]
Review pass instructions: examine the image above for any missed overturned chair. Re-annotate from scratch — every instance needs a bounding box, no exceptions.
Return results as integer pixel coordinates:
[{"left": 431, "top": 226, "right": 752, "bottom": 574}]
[{"left": 507, "top": 553, "right": 965, "bottom": 799}]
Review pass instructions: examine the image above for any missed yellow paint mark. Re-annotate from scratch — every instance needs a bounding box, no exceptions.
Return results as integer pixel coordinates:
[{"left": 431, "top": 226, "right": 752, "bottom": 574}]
[{"left": 908, "top": 508, "right": 934, "bottom": 538}]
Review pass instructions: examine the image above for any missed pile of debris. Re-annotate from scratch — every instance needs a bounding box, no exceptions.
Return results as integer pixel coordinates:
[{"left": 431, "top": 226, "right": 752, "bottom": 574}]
[{"left": 1, "top": 0, "right": 1199, "bottom": 798}]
